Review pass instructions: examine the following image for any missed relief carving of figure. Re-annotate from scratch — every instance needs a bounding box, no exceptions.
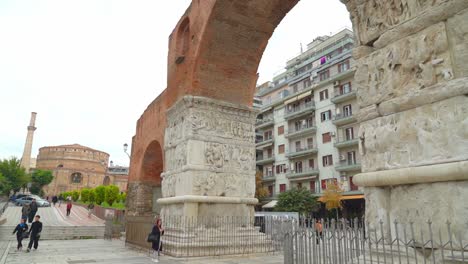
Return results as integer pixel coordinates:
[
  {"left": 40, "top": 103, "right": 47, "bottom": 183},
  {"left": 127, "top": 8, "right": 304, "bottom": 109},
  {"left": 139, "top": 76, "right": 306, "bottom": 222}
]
[{"left": 205, "top": 143, "right": 224, "bottom": 168}]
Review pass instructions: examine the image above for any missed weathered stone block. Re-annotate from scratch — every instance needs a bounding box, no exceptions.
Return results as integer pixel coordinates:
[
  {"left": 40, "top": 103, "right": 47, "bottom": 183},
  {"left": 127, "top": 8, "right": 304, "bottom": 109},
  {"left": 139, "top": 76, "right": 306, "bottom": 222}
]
[
  {"left": 360, "top": 96, "right": 468, "bottom": 173},
  {"left": 446, "top": 8, "right": 468, "bottom": 78}
]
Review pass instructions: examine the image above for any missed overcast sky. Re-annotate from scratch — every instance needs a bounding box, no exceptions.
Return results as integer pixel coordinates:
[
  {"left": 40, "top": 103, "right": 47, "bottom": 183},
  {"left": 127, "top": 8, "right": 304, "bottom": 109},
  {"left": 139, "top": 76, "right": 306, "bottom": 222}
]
[{"left": 0, "top": 0, "right": 351, "bottom": 167}]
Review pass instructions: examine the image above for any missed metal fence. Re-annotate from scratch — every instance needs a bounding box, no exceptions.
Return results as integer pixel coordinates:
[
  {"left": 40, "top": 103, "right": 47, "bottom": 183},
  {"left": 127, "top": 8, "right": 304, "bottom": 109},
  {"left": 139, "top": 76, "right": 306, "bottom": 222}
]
[
  {"left": 159, "top": 215, "right": 291, "bottom": 257},
  {"left": 283, "top": 218, "right": 468, "bottom": 264}
]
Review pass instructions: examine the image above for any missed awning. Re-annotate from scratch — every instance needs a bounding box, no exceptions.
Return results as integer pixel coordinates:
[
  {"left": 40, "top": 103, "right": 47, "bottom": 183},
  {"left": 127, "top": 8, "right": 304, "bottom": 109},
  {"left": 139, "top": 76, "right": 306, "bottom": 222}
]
[
  {"left": 262, "top": 200, "right": 278, "bottom": 209},
  {"left": 318, "top": 194, "right": 364, "bottom": 202},
  {"left": 284, "top": 91, "right": 312, "bottom": 105}
]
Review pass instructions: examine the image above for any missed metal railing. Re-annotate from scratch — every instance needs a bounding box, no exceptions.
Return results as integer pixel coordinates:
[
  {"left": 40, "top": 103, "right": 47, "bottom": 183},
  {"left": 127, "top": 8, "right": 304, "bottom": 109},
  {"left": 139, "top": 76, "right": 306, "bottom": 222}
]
[
  {"left": 283, "top": 218, "right": 468, "bottom": 264},
  {"left": 285, "top": 102, "right": 315, "bottom": 117},
  {"left": 256, "top": 118, "right": 274, "bottom": 126},
  {"left": 334, "top": 113, "right": 354, "bottom": 121},
  {"left": 290, "top": 145, "right": 317, "bottom": 154},
  {"left": 288, "top": 123, "right": 316, "bottom": 135}
]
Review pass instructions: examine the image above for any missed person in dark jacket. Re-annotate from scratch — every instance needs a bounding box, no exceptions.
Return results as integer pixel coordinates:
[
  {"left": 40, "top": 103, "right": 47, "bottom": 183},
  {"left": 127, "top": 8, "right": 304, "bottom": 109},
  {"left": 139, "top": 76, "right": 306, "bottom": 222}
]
[
  {"left": 27, "top": 215, "right": 42, "bottom": 252},
  {"left": 52, "top": 196, "right": 58, "bottom": 207},
  {"left": 150, "top": 218, "right": 164, "bottom": 261},
  {"left": 21, "top": 204, "right": 31, "bottom": 221},
  {"left": 12, "top": 218, "right": 28, "bottom": 250},
  {"left": 28, "top": 199, "right": 38, "bottom": 223}
]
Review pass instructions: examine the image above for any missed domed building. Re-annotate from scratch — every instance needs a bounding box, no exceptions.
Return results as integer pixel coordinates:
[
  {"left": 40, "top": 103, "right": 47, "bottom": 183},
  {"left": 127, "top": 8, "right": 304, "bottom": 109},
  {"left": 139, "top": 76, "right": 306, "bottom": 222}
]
[{"left": 36, "top": 144, "right": 111, "bottom": 196}]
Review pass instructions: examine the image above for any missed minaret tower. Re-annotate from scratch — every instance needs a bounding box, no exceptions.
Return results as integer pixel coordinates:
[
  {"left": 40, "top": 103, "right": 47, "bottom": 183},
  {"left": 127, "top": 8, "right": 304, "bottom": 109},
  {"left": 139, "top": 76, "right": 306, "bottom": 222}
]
[{"left": 20, "top": 112, "right": 37, "bottom": 173}]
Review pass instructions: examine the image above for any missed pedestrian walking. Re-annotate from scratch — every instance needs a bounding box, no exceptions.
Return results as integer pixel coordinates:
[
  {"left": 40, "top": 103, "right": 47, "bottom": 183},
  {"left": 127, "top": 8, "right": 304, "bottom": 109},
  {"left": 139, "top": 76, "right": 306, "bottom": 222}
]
[
  {"left": 27, "top": 215, "right": 42, "bottom": 252},
  {"left": 12, "top": 218, "right": 28, "bottom": 251},
  {"left": 148, "top": 218, "right": 164, "bottom": 262},
  {"left": 52, "top": 196, "right": 58, "bottom": 207},
  {"left": 21, "top": 204, "right": 31, "bottom": 221},
  {"left": 315, "top": 219, "right": 323, "bottom": 244},
  {"left": 28, "top": 199, "right": 38, "bottom": 223},
  {"left": 66, "top": 201, "right": 72, "bottom": 216},
  {"left": 87, "top": 202, "right": 94, "bottom": 218},
  {"left": 58, "top": 195, "right": 63, "bottom": 207}
]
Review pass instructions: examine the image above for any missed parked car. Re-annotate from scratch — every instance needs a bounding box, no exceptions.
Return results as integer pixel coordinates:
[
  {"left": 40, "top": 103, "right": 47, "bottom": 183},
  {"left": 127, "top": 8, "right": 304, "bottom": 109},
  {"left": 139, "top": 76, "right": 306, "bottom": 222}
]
[
  {"left": 15, "top": 196, "right": 50, "bottom": 207},
  {"left": 9, "top": 193, "right": 29, "bottom": 202}
]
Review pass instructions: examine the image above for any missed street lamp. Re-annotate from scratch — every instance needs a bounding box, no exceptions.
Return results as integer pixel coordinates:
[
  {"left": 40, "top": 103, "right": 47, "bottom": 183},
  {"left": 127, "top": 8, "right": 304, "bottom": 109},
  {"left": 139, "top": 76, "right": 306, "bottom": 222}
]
[{"left": 123, "top": 143, "right": 131, "bottom": 158}]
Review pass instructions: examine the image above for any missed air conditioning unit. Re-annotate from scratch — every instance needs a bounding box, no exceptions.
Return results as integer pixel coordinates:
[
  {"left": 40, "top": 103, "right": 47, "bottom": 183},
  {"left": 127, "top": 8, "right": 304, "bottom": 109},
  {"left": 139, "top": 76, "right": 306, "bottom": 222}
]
[
  {"left": 339, "top": 155, "right": 346, "bottom": 161},
  {"left": 331, "top": 132, "right": 336, "bottom": 137},
  {"left": 334, "top": 81, "right": 340, "bottom": 87}
]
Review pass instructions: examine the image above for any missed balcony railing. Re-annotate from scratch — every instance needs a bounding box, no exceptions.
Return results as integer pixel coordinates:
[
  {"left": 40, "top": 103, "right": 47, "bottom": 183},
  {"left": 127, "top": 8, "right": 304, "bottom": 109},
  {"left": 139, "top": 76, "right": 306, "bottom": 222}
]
[
  {"left": 256, "top": 155, "right": 275, "bottom": 165},
  {"left": 334, "top": 137, "right": 359, "bottom": 148},
  {"left": 286, "top": 123, "right": 316, "bottom": 138},
  {"left": 284, "top": 102, "right": 315, "bottom": 119},
  {"left": 331, "top": 89, "right": 356, "bottom": 103},
  {"left": 332, "top": 113, "right": 356, "bottom": 126},
  {"left": 286, "top": 167, "right": 319, "bottom": 179},
  {"left": 255, "top": 118, "right": 274, "bottom": 128},
  {"left": 286, "top": 145, "right": 318, "bottom": 158},
  {"left": 256, "top": 136, "right": 274, "bottom": 147},
  {"left": 335, "top": 160, "right": 361, "bottom": 172}
]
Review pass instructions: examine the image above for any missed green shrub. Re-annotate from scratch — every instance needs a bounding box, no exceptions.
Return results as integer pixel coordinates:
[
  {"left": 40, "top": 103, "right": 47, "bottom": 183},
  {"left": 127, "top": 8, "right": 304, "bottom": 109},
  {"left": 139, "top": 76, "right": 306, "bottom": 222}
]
[
  {"left": 95, "top": 186, "right": 106, "bottom": 205},
  {"left": 81, "top": 188, "right": 90, "bottom": 203},
  {"left": 71, "top": 190, "right": 79, "bottom": 201},
  {"left": 119, "top": 192, "right": 127, "bottom": 203},
  {"left": 105, "top": 185, "right": 120, "bottom": 206},
  {"left": 88, "top": 189, "right": 96, "bottom": 203}
]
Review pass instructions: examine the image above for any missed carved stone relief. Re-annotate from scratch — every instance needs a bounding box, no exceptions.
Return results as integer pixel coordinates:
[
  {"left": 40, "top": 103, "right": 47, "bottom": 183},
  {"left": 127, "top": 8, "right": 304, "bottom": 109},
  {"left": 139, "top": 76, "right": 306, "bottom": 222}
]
[
  {"left": 193, "top": 173, "right": 254, "bottom": 197},
  {"left": 161, "top": 173, "right": 176, "bottom": 198},
  {"left": 165, "top": 141, "right": 187, "bottom": 172},
  {"left": 345, "top": 0, "right": 446, "bottom": 45},
  {"left": 355, "top": 22, "right": 453, "bottom": 108},
  {"left": 205, "top": 142, "right": 255, "bottom": 171}
]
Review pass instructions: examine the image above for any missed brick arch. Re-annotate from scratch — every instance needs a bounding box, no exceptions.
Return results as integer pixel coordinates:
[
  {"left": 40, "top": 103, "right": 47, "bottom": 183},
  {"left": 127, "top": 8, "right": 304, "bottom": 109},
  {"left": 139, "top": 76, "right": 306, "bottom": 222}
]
[{"left": 141, "top": 140, "right": 164, "bottom": 185}]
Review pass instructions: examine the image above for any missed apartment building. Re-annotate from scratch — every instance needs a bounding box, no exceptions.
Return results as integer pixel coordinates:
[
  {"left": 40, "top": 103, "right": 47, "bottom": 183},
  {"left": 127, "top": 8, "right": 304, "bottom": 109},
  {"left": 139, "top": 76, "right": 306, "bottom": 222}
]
[{"left": 255, "top": 29, "right": 363, "bottom": 217}]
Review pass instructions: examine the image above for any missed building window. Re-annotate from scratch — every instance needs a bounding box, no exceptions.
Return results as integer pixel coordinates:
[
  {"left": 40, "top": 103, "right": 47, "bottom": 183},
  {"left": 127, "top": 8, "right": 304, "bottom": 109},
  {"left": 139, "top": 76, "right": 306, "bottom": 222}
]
[
  {"left": 310, "top": 180, "right": 316, "bottom": 193},
  {"left": 303, "top": 78, "right": 311, "bottom": 88},
  {"left": 319, "top": 70, "right": 330, "bottom": 81},
  {"left": 320, "top": 110, "right": 332, "bottom": 122},
  {"left": 347, "top": 151, "right": 356, "bottom": 164},
  {"left": 278, "top": 126, "right": 284, "bottom": 135},
  {"left": 343, "top": 105, "right": 352, "bottom": 116},
  {"left": 267, "top": 148, "right": 273, "bottom": 158},
  {"left": 268, "top": 185, "right": 274, "bottom": 196},
  {"left": 297, "top": 182, "right": 303, "bottom": 189},
  {"left": 307, "top": 138, "right": 313, "bottom": 148},
  {"left": 322, "top": 155, "right": 333, "bottom": 167},
  {"left": 264, "top": 130, "right": 273, "bottom": 140},
  {"left": 319, "top": 89, "right": 329, "bottom": 101},
  {"left": 295, "top": 141, "right": 301, "bottom": 152},
  {"left": 278, "top": 144, "right": 285, "bottom": 154},
  {"left": 345, "top": 127, "right": 354, "bottom": 140},
  {"left": 322, "top": 132, "right": 332, "bottom": 143},
  {"left": 279, "top": 184, "right": 286, "bottom": 193},
  {"left": 265, "top": 166, "right": 273, "bottom": 177},
  {"left": 308, "top": 159, "right": 315, "bottom": 168},
  {"left": 294, "top": 161, "right": 303, "bottom": 173},
  {"left": 292, "top": 84, "right": 298, "bottom": 93},
  {"left": 340, "top": 82, "right": 352, "bottom": 94},
  {"left": 276, "top": 164, "right": 287, "bottom": 174},
  {"left": 70, "top": 172, "right": 82, "bottom": 184},
  {"left": 338, "top": 60, "right": 350, "bottom": 73},
  {"left": 321, "top": 179, "right": 327, "bottom": 190}
]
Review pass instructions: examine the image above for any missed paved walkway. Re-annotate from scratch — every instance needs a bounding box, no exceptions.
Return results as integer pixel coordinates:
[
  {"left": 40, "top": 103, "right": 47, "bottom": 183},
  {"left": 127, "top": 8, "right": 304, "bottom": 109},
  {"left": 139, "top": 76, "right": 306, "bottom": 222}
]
[
  {"left": 1, "top": 239, "right": 283, "bottom": 264},
  {"left": 0, "top": 205, "right": 104, "bottom": 227}
]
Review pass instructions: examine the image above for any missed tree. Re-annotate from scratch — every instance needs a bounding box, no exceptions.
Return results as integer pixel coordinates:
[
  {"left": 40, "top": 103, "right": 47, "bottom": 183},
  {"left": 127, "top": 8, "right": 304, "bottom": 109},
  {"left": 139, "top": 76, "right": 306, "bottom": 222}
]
[
  {"left": 30, "top": 169, "right": 53, "bottom": 195},
  {"left": 255, "top": 170, "right": 269, "bottom": 199},
  {"left": 105, "top": 185, "right": 120, "bottom": 206},
  {"left": 0, "top": 157, "right": 30, "bottom": 195},
  {"left": 0, "top": 172, "right": 6, "bottom": 194},
  {"left": 81, "top": 188, "right": 90, "bottom": 203},
  {"left": 321, "top": 180, "right": 344, "bottom": 219},
  {"left": 119, "top": 192, "right": 127, "bottom": 203},
  {"left": 88, "top": 189, "right": 96, "bottom": 203},
  {"left": 95, "top": 186, "right": 106, "bottom": 205},
  {"left": 71, "top": 190, "right": 80, "bottom": 201},
  {"left": 275, "top": 187, "right": 319, "bottom": 216}
]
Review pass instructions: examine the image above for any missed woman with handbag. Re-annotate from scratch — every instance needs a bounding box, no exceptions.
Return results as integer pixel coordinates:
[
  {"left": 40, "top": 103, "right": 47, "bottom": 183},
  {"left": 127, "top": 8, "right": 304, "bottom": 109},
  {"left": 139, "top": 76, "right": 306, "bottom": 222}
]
[
  {"left": 148, "top": 218, "right": 164, "bottom": 262},
  {"left": 12, "top": 218, "right": 29, "bottom": 251}
]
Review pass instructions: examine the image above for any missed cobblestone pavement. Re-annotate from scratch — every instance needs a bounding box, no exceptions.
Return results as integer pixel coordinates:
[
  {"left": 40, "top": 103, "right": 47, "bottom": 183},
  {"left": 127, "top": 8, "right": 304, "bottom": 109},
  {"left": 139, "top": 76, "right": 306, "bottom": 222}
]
[{"left": 1, "top": 239, "right": 283, "bottom": 264}]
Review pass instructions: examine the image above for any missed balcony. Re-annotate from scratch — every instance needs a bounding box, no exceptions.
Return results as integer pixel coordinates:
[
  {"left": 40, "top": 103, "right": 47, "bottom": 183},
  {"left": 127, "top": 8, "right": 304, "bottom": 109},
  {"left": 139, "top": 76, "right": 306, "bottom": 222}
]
[
  {"left": 256, "top": 155, "right": 275, "bottom": 165},
  {"left": 334, "top": 138, "right": 359, "bottom": 149},
  {"left": 331, "top": 90, "right": 357, "bottom": 104},
  {"left": 256, "top": 137, "right": 274, "bottom": 149},
  {"left": 286, "top": 167, "right": 319, "bottom": 180},
  {"left": 332, "top": 113, "right": 357, "bottom": 126},
  {"left": 255, "top": 118, "right": 274, "bottom": 129},
  {"left": 285, "top": 124, "right": 317, "bottom": 139},
  {"left": 335, "top": 160, "right": 361, "bottom": 172},
  {"left": 284, "top": 102, "right": 315, "bottom": 120},
  {"left": 286, "top": 145, "right": 318, "bottom": 159},
  {"left": 262, "top": 173, "right": 276, "bottom": 182}
]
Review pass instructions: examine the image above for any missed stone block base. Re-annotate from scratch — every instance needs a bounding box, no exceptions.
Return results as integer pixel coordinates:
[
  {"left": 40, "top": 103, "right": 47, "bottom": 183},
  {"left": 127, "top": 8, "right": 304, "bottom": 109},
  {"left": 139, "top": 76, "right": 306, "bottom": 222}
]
[{"left": 364, "top": 180, "right": 468, "bottom": 243}]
